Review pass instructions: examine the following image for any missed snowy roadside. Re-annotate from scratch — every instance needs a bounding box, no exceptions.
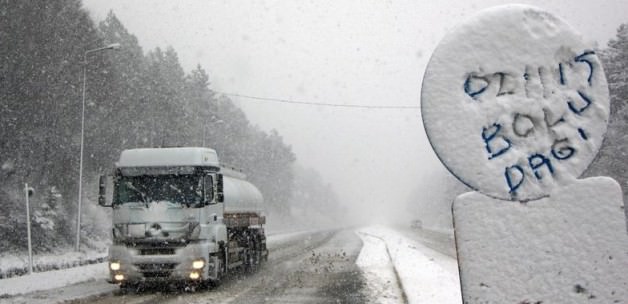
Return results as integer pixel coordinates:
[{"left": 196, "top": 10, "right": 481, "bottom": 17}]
[
  {"left": 356, "top": 226, "right": 462, "bottom": 304},
  {"left": 356, "top": 232, "right": 406, "bottom": 303},
  {"left": 0, "top": 249, "right": 107, "bottom": 279},
  {"left": 0, "top": 262, "right": 109, "bottom": 297},
  {"left": 266, "top": 228, "right": 331, "bottom": 245}
]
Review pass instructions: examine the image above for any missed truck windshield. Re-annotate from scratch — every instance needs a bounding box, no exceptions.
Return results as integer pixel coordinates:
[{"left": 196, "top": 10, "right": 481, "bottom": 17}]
[{"left": 114, "top": 174, "right": 203, "bottom": 206}]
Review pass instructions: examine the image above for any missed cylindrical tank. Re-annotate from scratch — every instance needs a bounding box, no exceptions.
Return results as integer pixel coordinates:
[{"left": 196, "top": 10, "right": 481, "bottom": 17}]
[{"left": 222, "top": 176, "right": 264, "bottom": 215}]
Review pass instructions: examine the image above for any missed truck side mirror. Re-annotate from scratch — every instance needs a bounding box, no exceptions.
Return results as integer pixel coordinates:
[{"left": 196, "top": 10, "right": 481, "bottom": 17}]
[
  {"left": 216, "top": 173, "right": 224, "bottom": 203},
  {"left": 98, "top": 175, "right": 112, "bottom": 207}
]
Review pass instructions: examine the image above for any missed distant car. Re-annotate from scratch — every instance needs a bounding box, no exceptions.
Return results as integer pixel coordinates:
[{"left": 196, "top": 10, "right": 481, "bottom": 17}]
[{"left": 411, "top": 219, "right": 423, "bottom": 229}]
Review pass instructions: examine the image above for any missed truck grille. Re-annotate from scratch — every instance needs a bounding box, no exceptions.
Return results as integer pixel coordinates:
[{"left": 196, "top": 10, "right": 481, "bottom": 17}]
[
  {"left": 135, "top": 263, "right": 177, "bottom": 278},
  {"left": 139, "top": 248, "right": 176, "bottom": 255}
]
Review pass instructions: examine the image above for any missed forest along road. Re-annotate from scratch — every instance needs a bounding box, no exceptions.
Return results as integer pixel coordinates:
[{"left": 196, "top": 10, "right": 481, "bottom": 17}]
[{"left": 3, "top": 229, "right": 368, "bottom": 304}]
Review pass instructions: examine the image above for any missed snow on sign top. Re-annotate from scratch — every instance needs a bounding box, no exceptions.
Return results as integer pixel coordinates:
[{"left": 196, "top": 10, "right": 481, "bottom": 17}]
[{"left": 421, "top": 5, "right": 609, "bottom": 201}]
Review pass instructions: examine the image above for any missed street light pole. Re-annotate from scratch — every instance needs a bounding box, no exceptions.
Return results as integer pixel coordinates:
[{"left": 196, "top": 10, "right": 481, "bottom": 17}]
[
  {"left": 76, "top": 43, "right": 120, "bottom": 252},
  {"left": 24, "top": 183, "right": 34, "bottom": 274}
]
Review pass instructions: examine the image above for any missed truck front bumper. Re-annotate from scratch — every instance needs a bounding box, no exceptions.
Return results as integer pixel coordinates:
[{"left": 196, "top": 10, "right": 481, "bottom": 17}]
[{"left": 107, "top": 242, "right": 218, "bottom": 284}]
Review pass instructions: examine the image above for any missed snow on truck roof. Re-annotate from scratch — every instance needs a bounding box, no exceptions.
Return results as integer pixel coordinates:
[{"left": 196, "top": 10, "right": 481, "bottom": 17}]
[{"left": 117, "top": 147, "right": 220, "bottom": 168}]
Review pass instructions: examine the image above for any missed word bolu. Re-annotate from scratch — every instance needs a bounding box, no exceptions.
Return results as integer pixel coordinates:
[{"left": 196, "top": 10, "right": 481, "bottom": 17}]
[{"left": 472, "top": 51, "right": 597, "bottom": 197}]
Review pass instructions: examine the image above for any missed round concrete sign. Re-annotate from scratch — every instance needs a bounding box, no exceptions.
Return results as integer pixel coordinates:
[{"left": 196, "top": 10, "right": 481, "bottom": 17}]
[{"left": 421, "top": 5, "right": 609, "bottom": 201}]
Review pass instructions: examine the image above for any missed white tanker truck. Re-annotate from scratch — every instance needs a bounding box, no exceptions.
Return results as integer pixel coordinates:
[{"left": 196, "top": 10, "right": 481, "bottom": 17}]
[{"left": 97, "top": 147, "right": 268, "bottom": 287}]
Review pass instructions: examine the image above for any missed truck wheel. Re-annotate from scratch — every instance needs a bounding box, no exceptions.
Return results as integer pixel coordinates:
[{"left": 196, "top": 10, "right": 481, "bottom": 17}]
[
  {"left": 206, "top": 279, "right": 221, "bottom": 288},
  {"left": 119, "top": 281, "right": 138, "bottom": 291}
]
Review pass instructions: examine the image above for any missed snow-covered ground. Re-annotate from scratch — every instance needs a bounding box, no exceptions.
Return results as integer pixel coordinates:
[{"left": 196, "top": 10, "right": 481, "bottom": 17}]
[
  {"left": 0, "top": 261, "right": 108, "bottom": 297},
  {"left": 356, "top": 226, "right": 462, "bottom": 304},
  {"left": 356, "top": 231, "right": 405, "bottom": 303},
  {"left": 1, "top": 226, "right": 463, "bottom": 303},
  {"left": 0, "top": 229, "right": 329, "bottom": 298},
  {"left": 0, "top": 249, "right": 106, "bottom": 279}
]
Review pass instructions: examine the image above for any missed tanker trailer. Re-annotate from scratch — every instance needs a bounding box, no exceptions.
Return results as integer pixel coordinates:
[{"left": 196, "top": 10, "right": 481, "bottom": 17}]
[{"left": 97, "top": 147, "right": 268, "bottom": 288}]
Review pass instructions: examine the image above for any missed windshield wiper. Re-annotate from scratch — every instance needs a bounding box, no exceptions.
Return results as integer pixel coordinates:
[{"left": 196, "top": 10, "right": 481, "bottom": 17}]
[
  {"left": 168, "top": 183, "right": 198, "bottom": 207},
  {"left": 125, "top": 181, "right": 150, "bottom": 206}
]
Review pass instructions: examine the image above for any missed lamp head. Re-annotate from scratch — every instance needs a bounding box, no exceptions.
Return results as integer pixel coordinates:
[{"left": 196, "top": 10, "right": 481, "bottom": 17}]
[
  {"left": 106, "top": 43, "right": 121, "bottom": 50},
  {"left": 27, "top": 187, "right": 34, "bottom": 197}
]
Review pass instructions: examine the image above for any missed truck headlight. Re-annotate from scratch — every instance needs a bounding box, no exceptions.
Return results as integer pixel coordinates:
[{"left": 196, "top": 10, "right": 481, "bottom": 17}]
[
  {"left": 114, "top": 274, "right": 125, "bottom": 281},
  {"left": 110, "top": 262, "right": 121, "bottom": 271},
  {"left": 192, "top": 259, "right": 205, "bottom": 269},
  {"left": 189, "top": 272, "right": 200, "bottom": 279}
]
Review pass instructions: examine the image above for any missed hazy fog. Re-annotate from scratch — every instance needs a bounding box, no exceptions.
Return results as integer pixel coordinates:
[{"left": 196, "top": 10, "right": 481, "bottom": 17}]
[{"left": 83, "top": 0, "right": 628, "bottom": 225}]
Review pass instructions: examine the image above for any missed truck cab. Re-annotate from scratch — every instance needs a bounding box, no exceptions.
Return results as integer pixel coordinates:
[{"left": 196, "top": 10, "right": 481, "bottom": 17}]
[{"left": 98, "top": 147, "right": 267, "bottom": 287}]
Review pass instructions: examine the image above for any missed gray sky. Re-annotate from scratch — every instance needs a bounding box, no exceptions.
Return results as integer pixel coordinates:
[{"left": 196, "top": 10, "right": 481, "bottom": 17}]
[{"left": 83, "top": 0, "right": 628, "bottom": 222}]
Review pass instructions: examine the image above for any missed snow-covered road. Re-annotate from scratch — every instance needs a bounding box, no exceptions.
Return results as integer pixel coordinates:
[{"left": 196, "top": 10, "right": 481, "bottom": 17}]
[
  {"left": 356, "top": 226, "right": 461, "bottom": 304},
  {"left": 0, "top": 226, "right": 462, "bottom": 304}
]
